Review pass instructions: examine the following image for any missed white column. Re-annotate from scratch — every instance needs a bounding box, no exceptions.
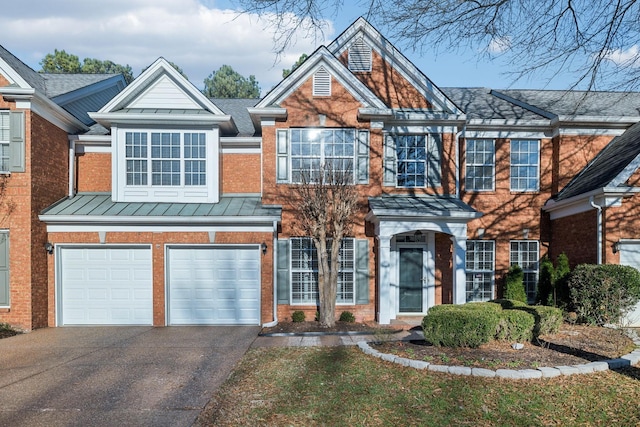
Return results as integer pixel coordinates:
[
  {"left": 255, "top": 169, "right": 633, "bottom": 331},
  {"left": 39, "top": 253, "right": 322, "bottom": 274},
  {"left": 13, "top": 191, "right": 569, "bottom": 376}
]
[
  {"left": 378, "top": 235, "right": 392, "bottom": 324},
  {"left": 450, "top": 235, "right": 467, "bottom": 305}
]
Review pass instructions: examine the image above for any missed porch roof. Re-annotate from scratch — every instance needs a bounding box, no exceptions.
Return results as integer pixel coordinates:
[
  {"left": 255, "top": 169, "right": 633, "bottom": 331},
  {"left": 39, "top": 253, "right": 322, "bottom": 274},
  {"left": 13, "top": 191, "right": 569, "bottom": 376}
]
[{"left": 368, "top": 195, "right": 481, "bottom": 220}]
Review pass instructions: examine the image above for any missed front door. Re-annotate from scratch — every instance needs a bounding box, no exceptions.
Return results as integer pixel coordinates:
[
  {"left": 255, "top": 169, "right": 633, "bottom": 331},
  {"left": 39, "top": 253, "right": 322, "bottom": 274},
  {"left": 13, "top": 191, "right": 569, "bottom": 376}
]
[{"left": 399, "top": 246, "right": 424, "bottom": 313}]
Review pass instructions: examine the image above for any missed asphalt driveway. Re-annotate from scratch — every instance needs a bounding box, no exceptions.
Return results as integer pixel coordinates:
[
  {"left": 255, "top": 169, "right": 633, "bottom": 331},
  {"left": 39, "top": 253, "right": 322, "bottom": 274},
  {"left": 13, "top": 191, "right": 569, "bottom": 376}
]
[{"left": 0, "top": 326, "right": 260, "bottom": 426}]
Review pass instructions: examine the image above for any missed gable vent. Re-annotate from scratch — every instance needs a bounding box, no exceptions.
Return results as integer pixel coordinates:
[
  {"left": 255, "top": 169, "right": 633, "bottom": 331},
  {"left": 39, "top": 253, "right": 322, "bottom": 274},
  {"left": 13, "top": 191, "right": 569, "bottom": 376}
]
[
  {"left": 348, "top": 37, "right": 372, "bottom": 72},
  {"left": 313, "top": 67, "right": 332, "bottom": 96}
]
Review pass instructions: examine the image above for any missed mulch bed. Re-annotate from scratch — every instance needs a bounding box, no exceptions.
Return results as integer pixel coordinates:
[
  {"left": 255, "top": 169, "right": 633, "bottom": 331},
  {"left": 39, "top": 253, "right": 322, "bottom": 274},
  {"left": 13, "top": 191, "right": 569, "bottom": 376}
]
[
  {"left": 0, "top": 328, "right": 20, "bottom": 339},
  {"left": 263, "top": 321, "right": 637, "bottom": 371}
]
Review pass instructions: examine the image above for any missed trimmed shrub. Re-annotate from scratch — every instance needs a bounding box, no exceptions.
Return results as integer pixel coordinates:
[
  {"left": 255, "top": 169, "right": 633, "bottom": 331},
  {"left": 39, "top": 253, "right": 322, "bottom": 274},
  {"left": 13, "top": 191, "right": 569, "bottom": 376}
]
[
  {"left": 568, "top": 264, "right": 640, "bottom": 325},
  {"left": 339, "top": 311, "right": 355, "bottom": 323},
  {"left": 504, "top": 265, "right": 527, "bottom": 303},
  {"left": 536, "top": 256, "right": 555, "bottom": 306},
  {"left": 422, "top": 305, "right": 500, "bottom": 348},
  {"left": 490, "top": 299, "right": 528, "bottom": 309},
  {"left": 527, "top": 305, "right": 563, "bottom": 336},
  {"left": 291, "top": 311, "right": 305, "bottom": 322},
  {"left": 496, "top": 310, "right": 535, "bottom": 342}
]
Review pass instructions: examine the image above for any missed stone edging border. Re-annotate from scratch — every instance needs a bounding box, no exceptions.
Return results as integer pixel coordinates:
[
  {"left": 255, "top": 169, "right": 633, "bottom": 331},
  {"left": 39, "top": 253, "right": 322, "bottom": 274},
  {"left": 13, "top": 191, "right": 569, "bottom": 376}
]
[{"left": 357, "top": 329, "right": 640, "bottom": 380}]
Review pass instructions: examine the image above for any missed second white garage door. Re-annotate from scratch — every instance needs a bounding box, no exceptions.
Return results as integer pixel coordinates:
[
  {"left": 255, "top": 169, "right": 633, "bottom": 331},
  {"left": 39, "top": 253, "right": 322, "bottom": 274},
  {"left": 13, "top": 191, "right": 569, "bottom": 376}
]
[
  {"left": 167, "top": 246, "right": 261, "bottom": 325},
  {"left": 620, "top": 240, "right": 640, "bottom": 327}
]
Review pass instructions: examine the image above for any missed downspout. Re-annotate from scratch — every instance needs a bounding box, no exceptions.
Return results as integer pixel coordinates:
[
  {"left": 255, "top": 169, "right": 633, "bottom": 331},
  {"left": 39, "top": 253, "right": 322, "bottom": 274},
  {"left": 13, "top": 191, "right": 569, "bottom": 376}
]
[
  {"left": 262, "top": 219, "right": 279, "bottom": 327},
  {"left": 68, "top": 137, "right": 76, "bottom": 198},
  {"left": 589, "top": 196, "right": 603, "bottom": 264},
  {"left": 454, "top": 124, "right": 466, "bottom": 198}
]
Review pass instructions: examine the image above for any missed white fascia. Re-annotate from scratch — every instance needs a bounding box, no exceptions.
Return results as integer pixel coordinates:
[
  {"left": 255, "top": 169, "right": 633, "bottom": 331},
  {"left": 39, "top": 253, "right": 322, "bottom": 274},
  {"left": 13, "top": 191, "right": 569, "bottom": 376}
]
[
  {"left": 247, "top": 107, "right": 287, "bottom": 132},
  {"left": 88, "top": 112, "right": 232, "bottom": 128},
  {"left": 543, "top": 187, "right": 639, "bottom": 220},
  {"left": 1, "top": 87, "right": 87, "bottom": 133}
]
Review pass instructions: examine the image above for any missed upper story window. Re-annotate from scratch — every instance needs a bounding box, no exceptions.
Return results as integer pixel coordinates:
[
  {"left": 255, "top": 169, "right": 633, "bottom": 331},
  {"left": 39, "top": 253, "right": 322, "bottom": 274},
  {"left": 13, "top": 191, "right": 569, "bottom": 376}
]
[
  {"left": 348, "top": 37, "right": 372, "bottom": 72},
  {"left": 313, "top": 67, "right": 331, "bottom": 96},
  {"left": 116, "top": 127, "right": 217, "bottom": 203},
  {"left": 0, "top": 113, "right": 9, "bottom": 172},
  {"left": 276, "top": 128, "right": 369, "bottom": 185},
  {"left": 510, "top": 139, "right": 539, "bottom": 191},
  {"left": 383, "top": 134, "right": 442, "bottom": 188},
  {"left": 465, "top": 139, "right": 495, "bottom": 191},
  {"left": 125, "top": 131, "right": 206, "bottom": 187}
]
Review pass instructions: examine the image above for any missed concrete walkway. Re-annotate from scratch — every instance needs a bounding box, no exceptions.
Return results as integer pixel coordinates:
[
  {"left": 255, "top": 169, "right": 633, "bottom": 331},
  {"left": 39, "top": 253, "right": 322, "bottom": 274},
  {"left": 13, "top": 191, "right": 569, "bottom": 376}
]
[
  {"left": 0, "top": 326, "right": 259, "bottom": 427},
  {"left": 251, "top": 328, "right": 423, "bottom": 348}
]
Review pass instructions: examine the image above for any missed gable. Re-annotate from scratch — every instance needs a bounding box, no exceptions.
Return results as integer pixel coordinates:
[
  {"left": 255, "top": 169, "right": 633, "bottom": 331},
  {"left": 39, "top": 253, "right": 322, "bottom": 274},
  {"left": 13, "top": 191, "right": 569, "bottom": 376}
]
[
  {"left": 328, "top": 18, "right": 462, "bottom": 114},
  {"left": 128, "top": 75, "right": 200, "bottom": 109}
]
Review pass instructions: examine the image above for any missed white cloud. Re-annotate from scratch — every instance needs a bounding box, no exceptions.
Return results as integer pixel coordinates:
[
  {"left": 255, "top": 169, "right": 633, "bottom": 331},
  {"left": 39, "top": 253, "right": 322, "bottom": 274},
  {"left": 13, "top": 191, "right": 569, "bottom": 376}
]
[
  {"left": 602, "top": 45, "right": 640, "bottom": 68},
  {"left": 0, "top": 0, "right": 330, "bottom": 94},
  {"left": 487, "top": 36, "right": 511, "bottom": 54}
]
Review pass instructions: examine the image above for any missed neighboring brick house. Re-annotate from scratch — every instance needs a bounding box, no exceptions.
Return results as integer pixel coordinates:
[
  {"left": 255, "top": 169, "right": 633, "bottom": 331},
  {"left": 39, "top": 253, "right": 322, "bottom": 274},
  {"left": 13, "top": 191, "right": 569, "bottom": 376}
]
[
  {"left": 3, "top": 17, "right": 640, "bottom": 329},
  {"left": 0, "top": 45, "right": 126, "bottom": 330}
]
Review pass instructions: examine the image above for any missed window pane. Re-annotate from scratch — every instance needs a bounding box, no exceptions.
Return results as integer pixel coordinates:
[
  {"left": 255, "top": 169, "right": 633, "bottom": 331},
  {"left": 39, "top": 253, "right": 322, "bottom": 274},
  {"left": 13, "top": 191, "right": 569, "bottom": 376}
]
[
  {"left": 465, "top": 139, "right": 495, "bottom": 191},
  {"left": 510, "top": 240, "right": 539, "bottom": 303},
  {"left": 290, "top": 128, "right": 356, "bottom": 183},
  {"left": 510, "top": 139, "right": 539, "bottom": 191}
]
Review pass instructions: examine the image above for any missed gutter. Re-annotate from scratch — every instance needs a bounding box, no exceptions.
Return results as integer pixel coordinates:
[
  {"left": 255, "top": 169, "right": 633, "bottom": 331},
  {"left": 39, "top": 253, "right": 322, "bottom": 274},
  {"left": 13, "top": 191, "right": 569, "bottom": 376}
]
[{"left": 590, "top": 196, "right": 604, "bottom": 264}]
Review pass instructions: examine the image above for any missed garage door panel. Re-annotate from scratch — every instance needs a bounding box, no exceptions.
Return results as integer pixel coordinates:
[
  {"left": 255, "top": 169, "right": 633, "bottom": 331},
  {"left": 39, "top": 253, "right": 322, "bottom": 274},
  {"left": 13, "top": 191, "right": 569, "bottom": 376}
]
[
  {"left": 60, "top": 247, "right": 153, "bottom": 326},
  {"left": 168, "top": 247, "right": 260, "bottom": 325},
  {"left": 620, "top": 241, "right": 640, "bottom": 327}
]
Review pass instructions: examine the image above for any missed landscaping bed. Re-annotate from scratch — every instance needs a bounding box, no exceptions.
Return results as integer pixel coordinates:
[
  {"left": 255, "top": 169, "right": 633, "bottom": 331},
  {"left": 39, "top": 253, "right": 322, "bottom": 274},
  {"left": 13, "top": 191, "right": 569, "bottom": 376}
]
[{"left": 371, "top": 324, "right": 635, "bottom": 370}]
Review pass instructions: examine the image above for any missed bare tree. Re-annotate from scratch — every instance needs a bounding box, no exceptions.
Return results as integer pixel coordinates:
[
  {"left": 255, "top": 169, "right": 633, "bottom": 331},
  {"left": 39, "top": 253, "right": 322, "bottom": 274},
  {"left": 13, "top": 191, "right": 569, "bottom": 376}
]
[
  {"left": 237, "top": 0, "right": 640, "bottom": 91},
  {"left": 291, "top": 162, "right": 359, "bottom": 327}
]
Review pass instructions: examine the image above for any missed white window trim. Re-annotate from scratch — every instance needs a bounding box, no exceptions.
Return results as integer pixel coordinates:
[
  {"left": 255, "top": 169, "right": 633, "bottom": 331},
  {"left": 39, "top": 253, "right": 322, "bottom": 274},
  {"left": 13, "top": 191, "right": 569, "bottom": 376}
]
[
  {"left": 510, "top": 139, "right": 540, "bottom": 192},
  {"left": 465, "top": 139, "right": 495, "bottom": 192},
  {"left": 113, "top": 126, "right": 219, "bottom": 203},
  {"left": 465, "top": 240, "right": 495, "bottom": 302},
  {"left": 290, "top": 237, "right": 356, "bottom": 305}
]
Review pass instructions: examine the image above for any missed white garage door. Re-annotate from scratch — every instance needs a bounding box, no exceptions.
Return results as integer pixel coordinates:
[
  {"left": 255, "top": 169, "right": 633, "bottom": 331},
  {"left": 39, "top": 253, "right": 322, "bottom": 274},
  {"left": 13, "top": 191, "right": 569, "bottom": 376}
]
[
  {"left": 619, "top": 241, "right": 640, "bottom": 327},
  {"left": 167, "top": 246, "right": 260, "bottom": 325},
  {"left": 59, "top": 247, "right": 153, "bottom": 325}
]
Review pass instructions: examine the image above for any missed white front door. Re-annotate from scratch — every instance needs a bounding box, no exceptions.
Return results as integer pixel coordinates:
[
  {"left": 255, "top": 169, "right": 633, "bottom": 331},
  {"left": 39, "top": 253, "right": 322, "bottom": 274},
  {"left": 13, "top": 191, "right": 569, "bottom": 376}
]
[
  {"left": 167, "top": 246, "right": 261, "bottom": 325},
  {"left": 59, "top": 246, "right": 153, "bottom": 325}
]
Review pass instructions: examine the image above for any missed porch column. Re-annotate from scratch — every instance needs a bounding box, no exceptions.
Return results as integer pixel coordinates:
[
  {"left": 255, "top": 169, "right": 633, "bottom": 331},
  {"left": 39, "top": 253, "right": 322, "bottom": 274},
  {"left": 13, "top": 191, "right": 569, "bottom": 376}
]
[
  {"left": 450, "top": 236, "right": 467, "bottom": 305},
  {"left": 378, "top": 235, "right": 392, "bottom": 324}
]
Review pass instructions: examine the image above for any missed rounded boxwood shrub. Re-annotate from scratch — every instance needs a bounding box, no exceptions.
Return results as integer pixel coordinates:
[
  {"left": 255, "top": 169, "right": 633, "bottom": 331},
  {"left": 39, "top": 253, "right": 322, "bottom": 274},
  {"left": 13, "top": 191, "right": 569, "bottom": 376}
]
[
  {"left": 339, "top": 311, "right": 355, "bottom": 323},
  {"left": 422, "top": 305, "right": 500, "bottom": 348},
  {"left": 568, "top": 264, "right": 640, "bottom": 325},
  {"left": 496, "top": 309, "right": 535, "bottom": 342},
  {"left": 291, "top": 310, "right": 305, "bottom": 323},
  {"left": 490, "top": 299, "right": 528, "bottom": 309},
  {"left": 527, "top": 305, "right": 563, "bottom": 336}
]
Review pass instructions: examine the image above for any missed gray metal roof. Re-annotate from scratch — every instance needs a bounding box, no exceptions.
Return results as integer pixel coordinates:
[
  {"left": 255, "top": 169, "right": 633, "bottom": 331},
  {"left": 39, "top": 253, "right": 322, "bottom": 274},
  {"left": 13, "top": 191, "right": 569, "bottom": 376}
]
[
  {"left": 555, "top": 121, "right": 640, "bottom": 201},
  {"left": 41, "top": 193, "right": 281, "bottom": 221},
  {"left": 210, "top": 98, "right": 258, "bottom": 136},
  {"left": 369, "top": 195, "right": 480, "bottom": 218},
  {"left": 495, "top": 89, "right": 640, "bottom": 118},
  {"left": 441, "top": 87, "right": 548, "bottom": 121}
]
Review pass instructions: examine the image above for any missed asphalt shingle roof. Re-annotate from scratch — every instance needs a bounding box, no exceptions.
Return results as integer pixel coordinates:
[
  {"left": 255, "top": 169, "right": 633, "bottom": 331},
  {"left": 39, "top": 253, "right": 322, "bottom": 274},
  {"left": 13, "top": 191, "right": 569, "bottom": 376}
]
[
  {"left": 210, "top": 98, "right": 258, "bottom": 136},
  {"left": 441, "top": 87, "right": 548, "bottom": 121}
]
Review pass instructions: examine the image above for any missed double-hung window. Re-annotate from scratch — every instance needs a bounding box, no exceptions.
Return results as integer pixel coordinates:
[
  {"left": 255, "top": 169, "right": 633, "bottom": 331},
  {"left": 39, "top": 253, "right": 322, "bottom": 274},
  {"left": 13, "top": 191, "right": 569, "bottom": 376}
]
[
  {"left": 510, "top": 240, "right": 539, "bottom": 303},
  {"left": 510, "top": 139, "right": 539, "bottom": 191},
  {"left": 383, "top": 134, "right": 442, "bottom": 188},
  {"left": 465, "top": 240, "right": 495, "bottom": 302},
  {"left": 125, "top": 130, "right": 207, "bottom": 187},
  {"left": 290, "top": 237, "right": 355, "bottom": 305},
  {"left": 465, "top": 139, "right": 495, "bottom": 191},
  {"left": 0, "top": 113, "right": 9, "bottom": 172}
]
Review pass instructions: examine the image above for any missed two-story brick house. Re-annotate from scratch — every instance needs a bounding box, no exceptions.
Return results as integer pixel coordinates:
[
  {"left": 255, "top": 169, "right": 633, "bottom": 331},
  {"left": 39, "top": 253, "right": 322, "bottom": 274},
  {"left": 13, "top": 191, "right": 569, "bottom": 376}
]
[
  {"left": 0, "top": 45, "right": 126, "bottom": 330},
  {"left": 2, "top": 17, "right": 640, "bottom": 330}
]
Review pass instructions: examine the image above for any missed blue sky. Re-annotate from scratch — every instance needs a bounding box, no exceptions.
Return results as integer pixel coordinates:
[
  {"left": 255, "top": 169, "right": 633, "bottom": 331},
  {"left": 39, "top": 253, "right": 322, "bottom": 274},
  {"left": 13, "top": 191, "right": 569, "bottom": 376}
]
[{"left": 0, "top": 0, "right": 579, "bottom": 94}]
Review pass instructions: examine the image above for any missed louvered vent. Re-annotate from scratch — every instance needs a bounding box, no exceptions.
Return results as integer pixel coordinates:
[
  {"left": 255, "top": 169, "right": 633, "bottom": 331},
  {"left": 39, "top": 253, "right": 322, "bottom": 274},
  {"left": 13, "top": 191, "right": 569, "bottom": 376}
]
[
  {"left": 313, "top": 67, "right": 331, "bottom": 96},
  {"left": 348, "top": 37, "right": 372, "bottom": 72}
]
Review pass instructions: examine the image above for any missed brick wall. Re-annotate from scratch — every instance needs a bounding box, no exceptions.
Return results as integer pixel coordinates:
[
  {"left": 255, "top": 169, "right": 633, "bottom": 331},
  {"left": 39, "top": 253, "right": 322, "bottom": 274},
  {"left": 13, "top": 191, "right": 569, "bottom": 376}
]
[
  {"left": 220, "top": 153, "right": 261, "bottom": 194},
  {"left": 76, "top": 152, "right": 111, "bottom": 192}
]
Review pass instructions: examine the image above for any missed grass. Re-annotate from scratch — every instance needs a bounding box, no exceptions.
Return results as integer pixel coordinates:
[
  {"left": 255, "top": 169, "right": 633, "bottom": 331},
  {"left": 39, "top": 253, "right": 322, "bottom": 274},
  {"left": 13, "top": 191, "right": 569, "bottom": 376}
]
[{"left": 198, "top": 346, "right": 640, "bottom": 426}]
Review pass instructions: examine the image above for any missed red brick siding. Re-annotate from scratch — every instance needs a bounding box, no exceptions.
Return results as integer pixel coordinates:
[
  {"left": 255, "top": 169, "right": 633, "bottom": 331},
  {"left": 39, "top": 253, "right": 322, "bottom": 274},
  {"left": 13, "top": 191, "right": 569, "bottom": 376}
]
[
  {"left": 220, "top": 153, "right": 261, "bottom": 194},
  {"left": 435, "top": 233, "right": 453, "bottom": 304},
  {"left": 550, "top": 210, "right": 597, "bottom": 268},
  {"left": 76, "top": 152, "right": 111, "bottom": 192}
]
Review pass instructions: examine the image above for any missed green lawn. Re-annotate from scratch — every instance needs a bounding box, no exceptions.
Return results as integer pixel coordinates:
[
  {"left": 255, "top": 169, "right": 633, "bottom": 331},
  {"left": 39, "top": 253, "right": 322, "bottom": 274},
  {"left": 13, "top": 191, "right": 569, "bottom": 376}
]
[{"left": 198, "top": 346, "right": 640, "bottom": 426}]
